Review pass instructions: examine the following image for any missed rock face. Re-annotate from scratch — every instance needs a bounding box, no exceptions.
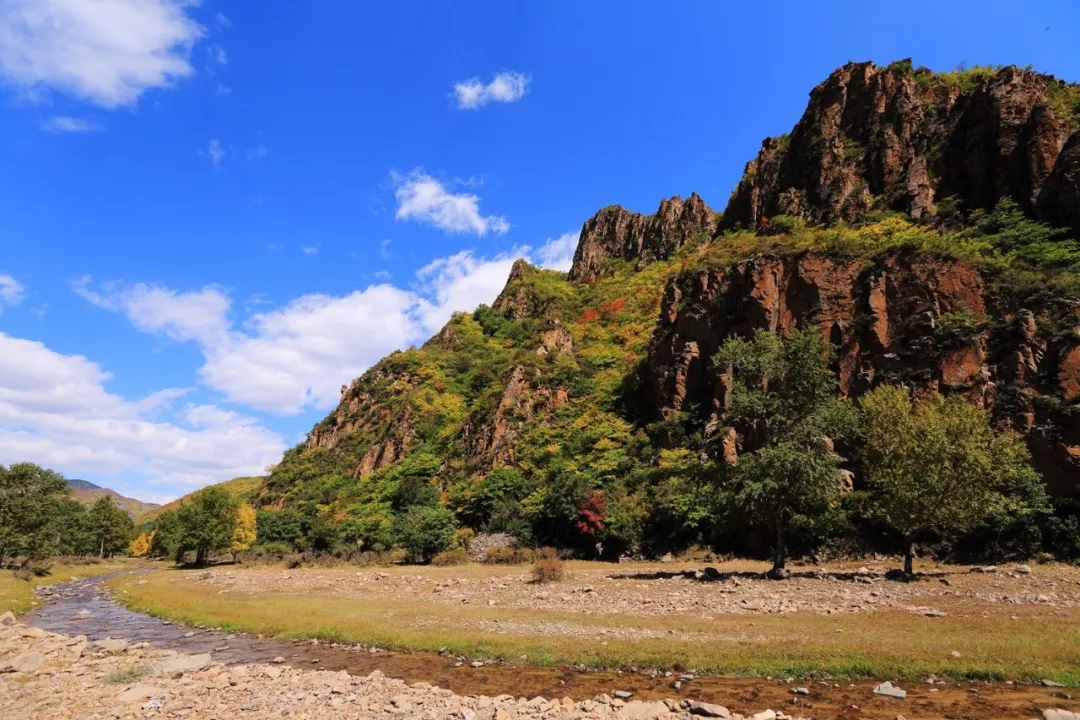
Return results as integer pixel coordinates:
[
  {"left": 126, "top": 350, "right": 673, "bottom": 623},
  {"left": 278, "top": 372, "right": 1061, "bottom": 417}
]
[
  {"left": 722, "top": 62, "right": 1080, "bottom": 234},
  {"left": 568, "top": 194, "right": 716, "bottom": 282},
  {"left": 647, "top": 252, "right": 1080, "bottom": 493}
]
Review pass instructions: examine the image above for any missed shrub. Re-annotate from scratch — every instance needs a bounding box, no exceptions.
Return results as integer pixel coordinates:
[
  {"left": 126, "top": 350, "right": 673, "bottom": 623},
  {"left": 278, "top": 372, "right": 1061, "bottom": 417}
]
[
  {"left": 104, "top": 667, "right": 149, "bottom": 685},
  {"left": 431, "top": 549, "right": 469, "bottom": 566},
  {"left": 531, "top": 555, "right": 566, "bottom": 584},
  {"left": 483, "top": 546, "right": 534, "bottom": 564},
  {"left": 451, "top": 527, "right": 475, "bottom": 552}
]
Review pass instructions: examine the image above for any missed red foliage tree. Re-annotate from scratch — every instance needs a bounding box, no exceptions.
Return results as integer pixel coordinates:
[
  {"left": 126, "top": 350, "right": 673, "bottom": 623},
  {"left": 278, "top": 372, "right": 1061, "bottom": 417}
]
[{"left": 576, "top": 491, "right": 607, "bottom": 536}]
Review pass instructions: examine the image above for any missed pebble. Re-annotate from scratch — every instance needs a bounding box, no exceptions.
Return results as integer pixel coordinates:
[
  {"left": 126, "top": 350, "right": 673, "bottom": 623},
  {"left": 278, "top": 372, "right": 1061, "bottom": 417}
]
[{"left": 873, "top": 681, "right": 908, "bottom": 699}]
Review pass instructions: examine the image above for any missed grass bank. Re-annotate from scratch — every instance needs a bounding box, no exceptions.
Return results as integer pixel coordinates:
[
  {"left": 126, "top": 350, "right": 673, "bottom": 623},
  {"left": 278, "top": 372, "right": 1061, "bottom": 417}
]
[
  {"left": 110, "top": 565, "right": 1080, "bottom": 685},
  {"left": 1, "top": 559, "right": 151, "bottom": 615}
]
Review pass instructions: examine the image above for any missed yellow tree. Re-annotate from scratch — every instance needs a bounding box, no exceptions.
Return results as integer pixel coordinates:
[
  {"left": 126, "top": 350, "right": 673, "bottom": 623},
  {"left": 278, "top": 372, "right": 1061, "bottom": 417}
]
[
  {"left": 128, "top": 530, "right": 155, "bottom": 558},
  {"left": 231, "top": 504, "right": 257, "bottom": 562}
]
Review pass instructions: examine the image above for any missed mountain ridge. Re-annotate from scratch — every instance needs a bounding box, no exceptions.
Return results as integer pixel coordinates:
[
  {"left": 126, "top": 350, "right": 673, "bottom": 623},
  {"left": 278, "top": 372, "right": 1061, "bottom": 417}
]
[
  {"left": 245, "top": 60, "right": 1080, "bottom": 557},
  {"left": 65, "top": 479, "right": 161, "bottom": 520}
]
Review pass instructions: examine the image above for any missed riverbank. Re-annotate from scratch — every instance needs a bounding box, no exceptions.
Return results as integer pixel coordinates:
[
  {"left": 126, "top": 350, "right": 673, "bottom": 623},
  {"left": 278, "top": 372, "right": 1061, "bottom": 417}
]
[
  {"left": 109, "top": 558, "right": 1080, "bottom": 685},
  {"left": 0, "top": 559, "right": 146, "bottom": 615}
]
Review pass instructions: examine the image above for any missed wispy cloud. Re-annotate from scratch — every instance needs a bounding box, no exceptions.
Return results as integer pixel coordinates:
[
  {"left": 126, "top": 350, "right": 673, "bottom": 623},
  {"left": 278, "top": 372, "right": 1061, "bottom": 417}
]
[
  {"left": 209, "top": 44, "right": 227, "bottom": 67},
  {"left": 207, "top": 139, "right": 224, "bottom": 167},
  {"left": 0, "top": 274, "right": 26, "bottom": 312},
  {"left": 392, "top": 169, "right": 509, "bottom": 236},
  {"left": 215, "top": 82, "right": 231, "bottom": 97},
  {"left": 0, "top": 0, "right": 205, "bottom": 108},
  {"left": 40, "top": 115, "right": 98, "bottom": 133},
  {"left": 246, "top": 144, "right": 267, "bottom": 161},
  {"left": 300, "top": 245, "right": 319, "bottom": 256},
  {"left": 453, "top": 71, "right": 529, "bottom": 110}
]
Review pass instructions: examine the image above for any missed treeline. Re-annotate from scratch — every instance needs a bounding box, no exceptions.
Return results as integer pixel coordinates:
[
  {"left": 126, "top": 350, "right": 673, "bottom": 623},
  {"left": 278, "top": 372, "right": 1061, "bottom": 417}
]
[
  {"left": 250, "top": 328, "right": 1076, "bottom": 573},
  {"left": 0, "top": 464, "right": 135, "bottom": 565}
]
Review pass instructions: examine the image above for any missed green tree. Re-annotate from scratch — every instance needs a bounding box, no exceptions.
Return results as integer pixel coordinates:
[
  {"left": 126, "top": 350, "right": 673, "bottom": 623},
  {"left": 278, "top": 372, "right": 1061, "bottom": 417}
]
[
  {"left": 175, "top": 486, "right": 239, "bottom": 565},
  {"left": 54, "top": 497, "right": 95, "bottom": 556},
  {"left": 88, "top": 497, "right": 134, "bottom": 558},
  {"left": 0, "top": 463, "right": 69, "bottom": 564},
  {"left": 393, "top": 505, "right": 457, "bottom": 563},
  {"left": 714, "top": 327, "right": 856, "bottom": 577},
  {"left": 860, "top": 385, "right": 1045, "bottom": 575}
]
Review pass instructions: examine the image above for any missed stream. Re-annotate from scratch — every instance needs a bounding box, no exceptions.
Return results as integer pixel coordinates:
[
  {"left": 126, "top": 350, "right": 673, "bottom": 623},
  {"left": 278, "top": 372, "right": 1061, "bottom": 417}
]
[{"left": 24, "top": 571, "right": 1080, "bottom": 719}]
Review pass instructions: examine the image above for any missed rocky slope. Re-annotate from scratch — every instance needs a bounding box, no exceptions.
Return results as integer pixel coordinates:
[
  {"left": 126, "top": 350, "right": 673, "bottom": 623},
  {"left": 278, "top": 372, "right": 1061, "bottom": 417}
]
[{"left": 254, "top": 61, "right": 1080, "bottom": 554}]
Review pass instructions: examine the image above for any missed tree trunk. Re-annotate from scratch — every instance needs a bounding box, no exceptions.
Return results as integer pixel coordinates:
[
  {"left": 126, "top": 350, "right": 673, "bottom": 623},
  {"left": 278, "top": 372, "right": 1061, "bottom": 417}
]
[
  {"left": 904, "top": 535, "right": 915, "bottom": 576},
  {"left": 772, "top": 515, "right": 786, "bottom": 573},
  {"left": 99, "top": 538, "right": 104, "bottom": 559}
]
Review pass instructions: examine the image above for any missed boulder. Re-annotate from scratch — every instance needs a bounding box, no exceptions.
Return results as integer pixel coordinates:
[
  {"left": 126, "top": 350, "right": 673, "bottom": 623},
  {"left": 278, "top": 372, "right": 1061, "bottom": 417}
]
[
  {"left": 0, "top": 611, "right": 17, "bottom": 626},
  {"left": 2, "top": 651, "right": 45, "bottom": 674},
  {"left": 154, "top": 653, "right": 212, "bottom": 677},
  {"left": 91, "top": 638, "right": 129, "bottom": 654},
  {"left": 621, "top": 700, "right": 671, "bottom": 720},
  {"left": 687, "top": 700, "right": 731, "bottom": 717}
]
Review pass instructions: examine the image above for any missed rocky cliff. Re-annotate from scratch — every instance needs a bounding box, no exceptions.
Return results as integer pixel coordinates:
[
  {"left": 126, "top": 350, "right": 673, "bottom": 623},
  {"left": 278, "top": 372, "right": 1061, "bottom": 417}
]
[
  {"left": 721, "top": 61, "right": 1080, "bottom": 233},
  {"left": 568, "top": 193, "right": 716, "bottom": 282},
  {"left": 646, "top": 253, "right": 1080, "bottom": 495}
]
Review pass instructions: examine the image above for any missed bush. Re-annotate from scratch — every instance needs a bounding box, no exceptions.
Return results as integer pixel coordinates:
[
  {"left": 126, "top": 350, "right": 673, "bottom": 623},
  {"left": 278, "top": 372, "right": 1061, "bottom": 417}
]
[
  {"left": 531, "top": 555, "right": 566, "bottom": 584},
  {"left": 431, "top": 549, "right": 469, "bottom": 566},
  {"left": 483, "top": 546, "right": 534, "bottom": 565},
  {"left": 393, "top": 505, "right": 457, "bottom": 563}
]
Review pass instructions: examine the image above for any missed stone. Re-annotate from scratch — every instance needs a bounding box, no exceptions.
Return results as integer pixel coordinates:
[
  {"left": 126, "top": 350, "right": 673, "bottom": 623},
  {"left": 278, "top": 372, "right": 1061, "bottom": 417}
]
[
  {"left": 0, "top": 611, "right": 15, "bottom": 626},
  {"left": 749, "top": 711, "right": 776, "bottom": 720},
  {"left": 272, "top": 656, "right": 285, "bottom": 663},
  {"left": 687, "top": 699, "right": 731, "bottom": 717},
  {"left": 263, "top": 666, "right": 282, "bottom": 679},
  {"left": 792, "top": 687, "right": 810, "bottom": 695},
  {"left": 70, "top": 609, "right": 91, "bottom": 620},
  {"left": 1044, "top": 710, "right": 1080, "bottom": 720},
  {"left": 153, "top": 653, "right": 212, "bottom": 677},
  {"left": 1016, "top": 564, "right": 1033, "bottom": 575},
  {"left": 973, "top": 566, "right": 998, "bottom": 574},
  {"left": 2, "top": 651, "right": 44, "bottom": 674},
  {"left": 873, "top": 681, "right": 907, "bottom": 699},
  {"left": 1042, "top": 679, "right": 1067, "bottom": 688},
  {"left": 621, "top": 700, "right": 670, "bottom": 720},
  {"left": 91, "top": 638, "right": 128, "bottom": 653},
  {"left": 117, "top": 684, "right": 164, "bottom": 704},
  {"left": 614, "top": 690, "right": 634, "bottom": 699}
]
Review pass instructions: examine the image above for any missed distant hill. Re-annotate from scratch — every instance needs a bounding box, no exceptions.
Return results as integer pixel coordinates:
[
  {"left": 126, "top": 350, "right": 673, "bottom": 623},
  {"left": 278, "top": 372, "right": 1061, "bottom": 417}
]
[
  {"left": 136, "top": 476, "right": 264, "bottom": 524},
  {"left": 65, "top": 479, "right": 161, "bottom": 520}
]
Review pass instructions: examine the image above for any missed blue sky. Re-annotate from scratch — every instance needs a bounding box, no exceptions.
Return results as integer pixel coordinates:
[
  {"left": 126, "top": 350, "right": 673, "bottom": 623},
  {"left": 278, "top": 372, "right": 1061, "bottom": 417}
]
[{"left": 1, "top": 0, "right": 1078, "bottom": 503}]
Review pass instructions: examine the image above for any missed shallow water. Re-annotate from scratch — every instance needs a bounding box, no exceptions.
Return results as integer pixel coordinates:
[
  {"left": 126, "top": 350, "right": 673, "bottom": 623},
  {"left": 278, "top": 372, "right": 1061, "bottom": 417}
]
[{"left": 26, "top": 572, "right": 1080, "bottom": 719}]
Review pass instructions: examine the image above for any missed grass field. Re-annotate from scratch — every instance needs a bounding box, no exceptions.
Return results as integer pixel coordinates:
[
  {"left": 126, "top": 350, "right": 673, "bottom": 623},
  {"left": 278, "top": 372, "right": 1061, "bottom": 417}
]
[
  {"left": 1, "top": 559, "right": 145, "bottom": 615},
  {"left": 110, "top": 561, "right": 1080, "bottom": 685}
]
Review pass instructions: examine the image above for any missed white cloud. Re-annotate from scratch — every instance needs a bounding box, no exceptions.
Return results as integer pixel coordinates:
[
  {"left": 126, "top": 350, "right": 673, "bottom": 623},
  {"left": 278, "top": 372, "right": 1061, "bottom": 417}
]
[
  {"left": 300, "top": 245, "right": 318, "bottom": 256},
  {"left": 0, "top": 274, "right": 26, "bottom": 311},
  {"left": 40, "top": 115, "right": 97, "bottom": 132},
  {"left": 393, "top": 169, "right": 509, "bottom": 236},
  {"left": 454, "top": 71, "right": 529, "bottom": 110},
  {"left": 0, "top": 0, "right": 204, "bottom": 108},
  {"left": 72, "top": 277, "right": 230, "bottom": 347},
  {"left": 214, "top": 81, "right": 230, "bottom": 96},
  {"left": 0, "top": 332, "right": 284, "bottom": 496},
  {"left": 536, "top": 231, "right": 578, "bottom": 272},
  {"left": 247, "top": 144, "right": 267, "bottom": 161}
]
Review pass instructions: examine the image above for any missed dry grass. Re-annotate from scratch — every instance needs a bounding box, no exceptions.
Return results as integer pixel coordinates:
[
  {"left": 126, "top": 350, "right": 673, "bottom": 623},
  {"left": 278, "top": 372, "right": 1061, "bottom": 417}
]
[
  {"left": 1, "top": 559, "right": 146, "bottom": 615},
  {"left": 110, "top": 561, "right": 1080, "bottom": 685}
]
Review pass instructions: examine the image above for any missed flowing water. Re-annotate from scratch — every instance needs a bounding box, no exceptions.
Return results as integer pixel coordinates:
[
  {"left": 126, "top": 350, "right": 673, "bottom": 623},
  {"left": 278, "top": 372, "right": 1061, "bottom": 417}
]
[{"left": 25, "top": 572, "right": 1079, "bottom": 719}]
